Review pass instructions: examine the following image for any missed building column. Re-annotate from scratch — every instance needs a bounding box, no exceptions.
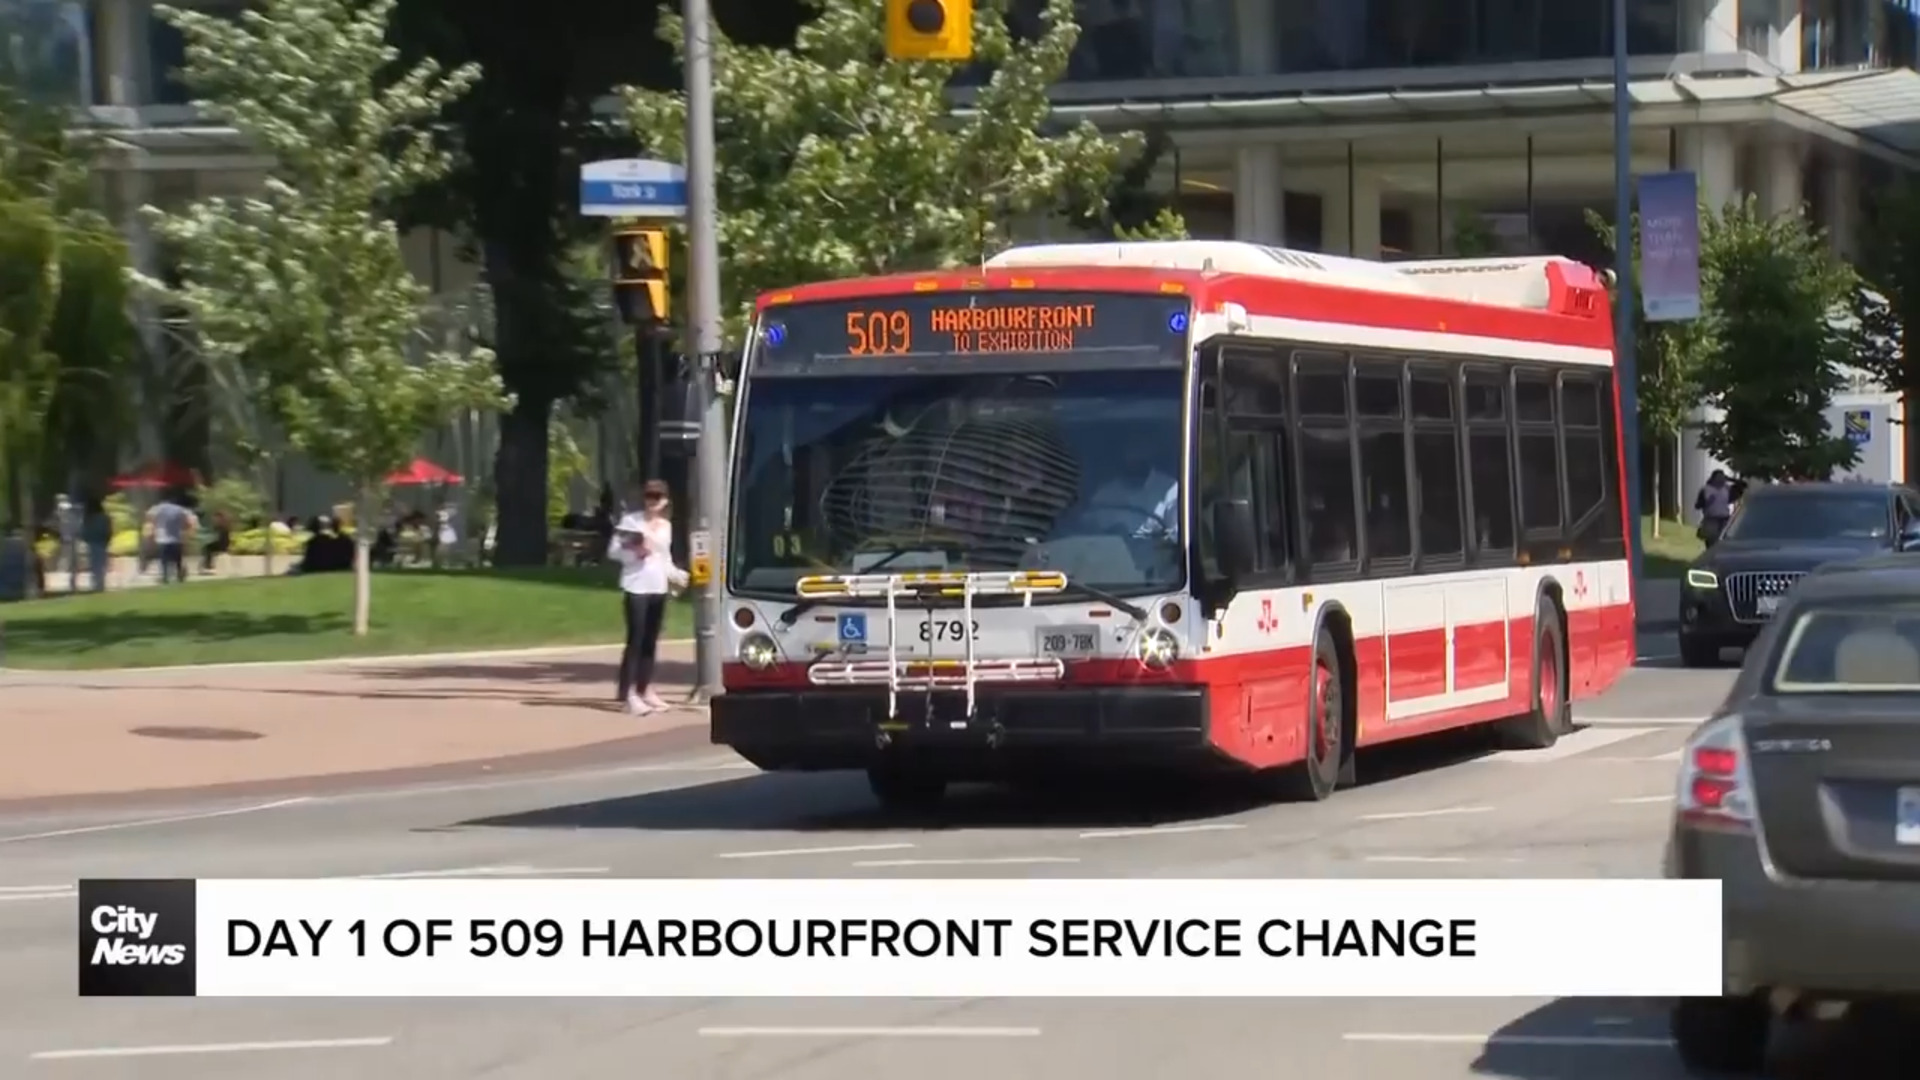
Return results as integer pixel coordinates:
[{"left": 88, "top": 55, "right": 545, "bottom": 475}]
[
  {"left": 1823, "top": 151, "right": 1859, "bottom": 263},
  {"left": 93, "top": 0, "right": 142, "bottom": 106},
  {"left": 1684, "top": 0, "right": 1740, "bottom": 52},
  {"left": 1761, "top": 136, "right": 1805, "bottom": 217},
  {"left": 1234, "top": 0, "right": 1276, "bottom": 75},
  {"left": 1318, "top": 166, "right": 1382, "bottom": 258},
  {"left": 1234, "top": 144, "right": 1285, "bottom": 244},
  {"left": 1349, "top": 173, "right": 1382, "bottom": 258},
  {"left": 1676, "top": 125, "right": 1738, "bottom": 210}
]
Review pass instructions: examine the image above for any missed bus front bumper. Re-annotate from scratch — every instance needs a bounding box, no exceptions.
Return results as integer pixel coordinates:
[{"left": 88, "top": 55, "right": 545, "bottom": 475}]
[{"left": 711, "top": 686, "right": 1213, "bottom": 774}]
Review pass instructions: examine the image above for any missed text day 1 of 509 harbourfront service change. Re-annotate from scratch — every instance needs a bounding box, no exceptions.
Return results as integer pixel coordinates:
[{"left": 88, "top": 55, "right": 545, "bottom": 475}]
[{"left": 74, "top": 878, "right": 1722, "bottom": 998}]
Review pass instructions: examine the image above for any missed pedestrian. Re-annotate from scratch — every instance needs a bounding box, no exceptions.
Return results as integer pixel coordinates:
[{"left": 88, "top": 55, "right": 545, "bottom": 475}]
[
  {"left": 1695, "top": 469, "right": 1735, "bottom": 545},
  {"left": 80, "top": 496, "right": 111, "bottom": 592},
  {"left": 201, "top": 510, "right": 233, "bottom": 573},
  {"left": 608, "top": 479, "right": 685, "bottom": 716},
  {"left": 145, "top": 489, "right": 196, "bottom": 583}
]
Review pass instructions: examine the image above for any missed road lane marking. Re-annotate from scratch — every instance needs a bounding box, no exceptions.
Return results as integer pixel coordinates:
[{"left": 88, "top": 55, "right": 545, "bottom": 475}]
[
  {"left": 1611, "top": 795, "right": 1674, "bottom": 805},
  {"left": 1361, "top": 855, "right": 1525, "bottom": 865},
  {"left": 1078, "top": 823, "right": 1245, "bottom": 839},
  {"left": 853, "top": 857, "right": 1079, "bottom": 867},
  {"left": 359, "top": 865, "right": 609, "bottom": 879},
  {"left": 1487, "top": 727, "right": 1654, "bottom": 762},
  {"left": 0, "top": 885, "right": 70, "bottom": 892},
  {"left": 699, "top": 1027, "right": 1041, "bottom": 1038},
  {"left": 29, "top": 1037, "right": 394, "bottom": 1060},
  {"left": 717, "top": 843, "right": 914, "bottom": 860},
  {"left": 0, "top": 797, "right": 311, "bottom": 845},
  {"left": 1645, "top": 749, "right": 1682, "bottom": 761},
  {"left": 1575, "top": 715, "right": 1704, "bottom": 727},
  {"left": 1358, "top": 805, "right": 1494, "bottom": 822},
  {"left": 1342, "top": 1032, "right": 1673, "bottom": 1048}
]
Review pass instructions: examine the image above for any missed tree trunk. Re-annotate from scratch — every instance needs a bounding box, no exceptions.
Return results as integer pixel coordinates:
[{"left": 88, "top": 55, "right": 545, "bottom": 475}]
[
  {"left": 352, "top": 488, "right": 375, "bottom": 636},
  {"left": 492, "top": 393, "right": 552, "bottom": 567},
  {"left": 258, "top": 461, "right": 275, "bottom": 578},
  {"left": 1649, "top": 439, "right": 1662, "bottom": 538}
]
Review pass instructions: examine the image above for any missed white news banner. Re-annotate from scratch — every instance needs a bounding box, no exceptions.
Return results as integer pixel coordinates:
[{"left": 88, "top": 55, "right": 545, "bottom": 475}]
[{"left": 174, "top": 878, "right": 1722, "bottom": 998}]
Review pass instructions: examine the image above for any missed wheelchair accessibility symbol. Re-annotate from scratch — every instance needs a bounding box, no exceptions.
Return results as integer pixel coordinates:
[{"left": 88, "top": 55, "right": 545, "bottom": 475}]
[{"left": 837, "top": 613, "right": 867, "bottom": 643}]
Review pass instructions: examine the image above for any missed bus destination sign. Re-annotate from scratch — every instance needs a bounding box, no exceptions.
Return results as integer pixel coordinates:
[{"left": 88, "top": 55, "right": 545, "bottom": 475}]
[{"left": 758, "top": 291, "right": 1188, "bottom": 364}]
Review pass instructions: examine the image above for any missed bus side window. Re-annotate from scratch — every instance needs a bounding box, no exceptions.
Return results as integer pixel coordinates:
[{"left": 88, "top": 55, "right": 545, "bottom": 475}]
[
  {"left": 1463, "top": 368, "right": 1516, "bottom": 560},
  {"left": 1515, "top": 368, "right": 1563, "bottom": 538},
  {"left": 1410, "top": 367, "right": 1464, "bottom": 563}
]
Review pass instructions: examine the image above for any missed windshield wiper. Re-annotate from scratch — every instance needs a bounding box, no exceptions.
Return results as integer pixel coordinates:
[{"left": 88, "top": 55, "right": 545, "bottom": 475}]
[
  {"left": 775, "top": 545, "right": 934, "bottom": 625},
  {"left": 1055, "top": 580, "right": 1148, "bottom": 621}
]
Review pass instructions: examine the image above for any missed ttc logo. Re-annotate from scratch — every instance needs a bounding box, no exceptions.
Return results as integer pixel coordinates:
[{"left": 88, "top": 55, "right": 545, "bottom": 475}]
[{"left": 77, "top": 879, "right": 197, "bottom": 996}]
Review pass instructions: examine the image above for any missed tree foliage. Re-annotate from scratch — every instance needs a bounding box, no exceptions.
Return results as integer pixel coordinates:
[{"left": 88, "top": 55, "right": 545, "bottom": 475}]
[
  {"left": 0, "top": 65, "right": 136, "bottom": 542},
  {"left": 152, "top": 0, "right": 503, "bottom": 632},
  {"left": 1693, "top": 197, "right": 1856, "bottom": 481},
  {"left": 1586, "top": 208, "right": 1709, "bottom": 451},
  {"left": 621, "top": 0, "right": 1187, "bottom": 337},
  {"left": 1849, "top": 178, "right": 1920, "bottom": 479}
]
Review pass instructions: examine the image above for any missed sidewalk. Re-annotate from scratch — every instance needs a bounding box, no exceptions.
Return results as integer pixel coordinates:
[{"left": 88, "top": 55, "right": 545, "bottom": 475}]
[
  {"left": 38, "top": 554, "right": 288, "bottom": 595},
  {"left": 0, "top": 642, "right": 707, "bottom": 802}
]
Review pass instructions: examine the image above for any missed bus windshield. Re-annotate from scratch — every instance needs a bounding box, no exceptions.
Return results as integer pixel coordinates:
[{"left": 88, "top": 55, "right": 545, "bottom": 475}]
[{"left": 730, "top": 365, "right": 1187, "bottom": 598}]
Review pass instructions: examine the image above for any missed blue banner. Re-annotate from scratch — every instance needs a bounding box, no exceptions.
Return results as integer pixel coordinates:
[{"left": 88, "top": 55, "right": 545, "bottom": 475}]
[{"left": 1638, "top": 171, "right": 1701, "bottom": 323}]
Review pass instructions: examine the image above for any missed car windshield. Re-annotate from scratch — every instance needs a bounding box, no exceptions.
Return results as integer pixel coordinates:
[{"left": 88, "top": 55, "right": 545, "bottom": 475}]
[
  {"left": 729, "top": 367, "right": 1186, "bottom": 597},
  {"left": 1773, "top": 604, "right": 1920, "bottom": 692},
  {"left": 1723, "top": 492, "right": 1888, "bottom": 542}
]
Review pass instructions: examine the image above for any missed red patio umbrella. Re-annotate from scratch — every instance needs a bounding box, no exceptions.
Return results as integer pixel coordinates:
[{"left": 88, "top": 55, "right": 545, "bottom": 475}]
[
  {"left": 385, "top": 458, "right": 462, "bottom": 486},
  {"left": 110, "top": 461, "right": 202, "bottom": 491}
]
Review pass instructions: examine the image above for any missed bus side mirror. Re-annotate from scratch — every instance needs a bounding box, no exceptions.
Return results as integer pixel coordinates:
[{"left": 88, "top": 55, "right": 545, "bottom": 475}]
[{"left": 1212, "top": 499, "right": 1257, "bottom": 581}]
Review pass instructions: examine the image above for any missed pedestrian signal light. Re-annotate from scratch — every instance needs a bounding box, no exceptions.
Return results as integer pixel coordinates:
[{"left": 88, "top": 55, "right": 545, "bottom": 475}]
[
  {"left": 885, "top": 0, "right": 972, "bottom": 61},
  {"left": 611, "top": 225, "right": 669, "bottom": 324}
]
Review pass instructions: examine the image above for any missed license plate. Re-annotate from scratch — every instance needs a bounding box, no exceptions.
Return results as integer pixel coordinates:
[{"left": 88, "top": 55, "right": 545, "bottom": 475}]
[
  {"left": 1898, "top": 786, "right": 1920, "bottom": 845},
  {"left": 1037, "top": 625, "right": 1099, "bottom": 659},
  {"left": 1756, "top": 594, "right": 1780, "bottom": 616}
]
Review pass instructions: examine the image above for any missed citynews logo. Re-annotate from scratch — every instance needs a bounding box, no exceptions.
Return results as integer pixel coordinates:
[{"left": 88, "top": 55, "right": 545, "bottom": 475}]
[
  {"left": 77, "top": 879, "right": 197, "bottom": 996},
  {"left": 90, "top": 905, "right": 185, "bottom": 965}
]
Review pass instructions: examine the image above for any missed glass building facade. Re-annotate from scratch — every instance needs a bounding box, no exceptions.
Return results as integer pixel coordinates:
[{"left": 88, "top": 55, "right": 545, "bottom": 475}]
[{"left": 0, "top": 0, "right": 91, "bottom": 105}]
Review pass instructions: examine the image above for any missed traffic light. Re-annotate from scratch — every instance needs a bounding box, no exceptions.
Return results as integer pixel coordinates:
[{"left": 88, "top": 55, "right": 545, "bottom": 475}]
[
  {"left": 611, "top": 224, "right": 669, "bottom": 324},
  {"left": 884, "top": 0, "right": 971, "bottom": 61}
]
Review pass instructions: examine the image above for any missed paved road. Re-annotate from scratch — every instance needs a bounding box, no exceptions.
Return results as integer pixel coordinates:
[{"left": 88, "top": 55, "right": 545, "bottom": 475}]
[{"left": 0, "top": 657, "right": 1894, "bottom": 1078}]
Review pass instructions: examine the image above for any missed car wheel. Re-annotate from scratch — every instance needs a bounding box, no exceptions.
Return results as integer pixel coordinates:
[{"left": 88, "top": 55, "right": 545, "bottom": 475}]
[
  {"left": 1271, "top": 628, "right": 1346, "bottom": 802},
  {"left": 1670, "top": 995, "right": 1769, "bottom": 1074},
  {"left": 867, "top": 764, "right": 947, "bottom": 812},
  {"left": 1679, "top": 635, "right": 1721, "bottom": 669},
  {"left": 1500, "top": 596, "right": 1568, "bottom": 750}
]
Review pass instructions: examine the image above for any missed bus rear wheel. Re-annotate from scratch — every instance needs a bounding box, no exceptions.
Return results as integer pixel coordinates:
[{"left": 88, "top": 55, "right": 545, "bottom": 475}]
[
  {"left": 1500, "top": 596, "right": 1569, "bottom": 750},
  {"left": 1272, "top": 629, "right": 1345, "bottom": 802}
]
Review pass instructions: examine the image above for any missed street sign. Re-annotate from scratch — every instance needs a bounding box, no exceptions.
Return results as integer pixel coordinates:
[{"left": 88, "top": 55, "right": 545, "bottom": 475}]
[{"left": 580, "top": 158, "right": 687, "bottom": 218}]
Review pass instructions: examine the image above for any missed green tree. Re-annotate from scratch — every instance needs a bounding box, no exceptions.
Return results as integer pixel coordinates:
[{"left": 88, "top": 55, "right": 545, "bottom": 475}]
[
  {"left": 1694, "top": 196, "right": 1856, "bottom": 481},
  {"left": 621, "top": 0, "right": 1187, "bottom": 336},
  {"left": 1587, "top": 207, "right": 1709, "bottom": 532},
  {"left": 153, "top": 0, "right": 503, "bottom": 633},
  {"left": 1850, "top": 179, "right": 1920, "bottom": 479},
  {"left": 1450, "top": 208, "right": 1500, "bottom": 257}
]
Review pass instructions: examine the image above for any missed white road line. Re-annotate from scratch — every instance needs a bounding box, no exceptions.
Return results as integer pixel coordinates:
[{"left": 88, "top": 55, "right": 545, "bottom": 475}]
[
  {"left": 1358, "top": 805, "right": 1494, "bottom": 822},
  {"left": 1612, "top": 795, "right": 1674, "bottom": 805},
  {"left": 1487, "top": 727, "right": 1654, "bottom": 762},
  {"left": 717, "top": 843, "right": 914, "bottom": 860},
  {"left": 1575, "top": 715, "right": 1705, "bottom": 727},
  {"left": 0, "top": 797, "right": 311, "bottom": 846},
  {"left": 1078, "top": 823, "right": 1245, "bottom": 839},
  {"left": 1361, "top": 855, "right": 1525, "bottom": 865},
  {"left": 699, "top": 1027, "right": 1041, "bottom": 1038},
  {"left": 359, "top": 865, "right": 609, "bottom": 879},
  {"left": 853, "top": 856, "right": 1080, "bottom": 868},
  {"left": 0, "top": 885, "right": 70, "bottom": 893},
  {"left": 0, "top": 891, "right": 72, "bottom": 904},
  {"left": 1343, "top": 1032, "right": 1672, "bottom": 1048},
  {"left": 29, "top": 1037, "right": 395, "bottom": 1060},
  {"left": 1645, "top": 749, "right": 1682, "bottom": 761}
]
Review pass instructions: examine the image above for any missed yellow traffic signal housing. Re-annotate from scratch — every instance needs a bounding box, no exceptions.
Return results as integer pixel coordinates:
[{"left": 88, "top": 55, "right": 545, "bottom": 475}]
[
  {"left": 885, "top": 0, "right": 971, "bottom": 61},
  {"left": 612, "top": 225, "right": 669, "bottom": 323}
]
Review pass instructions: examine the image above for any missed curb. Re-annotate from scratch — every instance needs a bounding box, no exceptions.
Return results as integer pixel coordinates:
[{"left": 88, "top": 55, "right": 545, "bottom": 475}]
[{"left": 0, "top": 636, "right": 698, "bottom": 677}]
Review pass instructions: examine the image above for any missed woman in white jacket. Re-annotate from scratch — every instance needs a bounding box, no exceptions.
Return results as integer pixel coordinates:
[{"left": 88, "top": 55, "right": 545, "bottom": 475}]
[{"left": 609, "top": 480, "right": 680, "bottom": 715}]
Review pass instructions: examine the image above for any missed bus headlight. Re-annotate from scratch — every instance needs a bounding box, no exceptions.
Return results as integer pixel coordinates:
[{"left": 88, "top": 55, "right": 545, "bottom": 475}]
[
  {"left": 1136, "top": 626, "right": 1179, "bottom": 671},
  {"left": 738, "top": 632, "right": 778, "bottom": 670}
]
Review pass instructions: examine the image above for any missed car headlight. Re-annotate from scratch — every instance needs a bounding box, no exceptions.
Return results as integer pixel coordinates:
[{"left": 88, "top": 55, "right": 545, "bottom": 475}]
[
  {"left": 738, "top": 632, "right": 778, "bottom": 670},
  {"left": 1135, "top": 626, "right": 1179, "bottom": 671},
  {"left": 1685, "top": 568, "right": 1718, "bottom": 590}
]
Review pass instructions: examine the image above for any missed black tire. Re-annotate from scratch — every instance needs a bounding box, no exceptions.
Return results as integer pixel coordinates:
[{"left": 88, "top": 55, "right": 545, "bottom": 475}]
[
  {"left": 1271, "top": 628, "right": 1345, "bottom": 802},
  {"left": 866, "top": 765, "right": 947, "bottom": 812},
  {"left": 1679, "top": 635, "right": 1721, "bottom": 668},
  {"left": 1671, "top": 995, "right": 1770, "bottom": 1074},
  {"left": 1500, "top": 597, "right": 1569, "bottom": 750}
]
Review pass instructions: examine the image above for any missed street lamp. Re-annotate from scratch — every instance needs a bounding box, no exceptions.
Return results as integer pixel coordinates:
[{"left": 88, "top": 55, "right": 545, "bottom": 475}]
[
  {"left": 1612, "top": 0, "right": 1646, "bottom": 653},
  {"left": 684, "top": 0, "right": 727, "bottom": 699}
]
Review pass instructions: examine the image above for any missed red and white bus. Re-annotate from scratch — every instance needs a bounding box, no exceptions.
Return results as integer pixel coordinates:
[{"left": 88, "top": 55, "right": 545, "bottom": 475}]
[{"left": 712, "top": 241, "right": 1635, "bottom": 808}]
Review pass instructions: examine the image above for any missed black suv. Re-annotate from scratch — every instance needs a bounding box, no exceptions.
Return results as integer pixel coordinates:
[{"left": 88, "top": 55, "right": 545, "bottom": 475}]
[{"left": 1679, "top": 482, "right": 1920, "bottom": 666}]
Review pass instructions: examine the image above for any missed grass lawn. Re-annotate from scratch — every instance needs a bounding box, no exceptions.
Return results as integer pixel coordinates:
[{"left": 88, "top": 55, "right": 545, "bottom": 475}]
[
  {"left": 1641, "top": 515, "right": 1704, "bottom": 579},
  {"left": 0, "top": 567, "right": 694, "bottom": 671}
]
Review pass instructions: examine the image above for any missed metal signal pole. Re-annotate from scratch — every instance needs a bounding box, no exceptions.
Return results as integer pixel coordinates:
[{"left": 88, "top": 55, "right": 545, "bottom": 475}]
[
  {"left": 1613, "top": 0, "right": 1646, "bottom": 656},
  {"left": 684, "top": 0, "right": 727, "bottom": 700}
]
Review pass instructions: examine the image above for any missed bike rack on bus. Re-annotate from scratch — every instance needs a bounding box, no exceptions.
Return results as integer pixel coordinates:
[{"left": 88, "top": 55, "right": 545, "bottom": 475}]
[{"left": 794, "top": 570, "right": 1071, "bottom": 720}]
